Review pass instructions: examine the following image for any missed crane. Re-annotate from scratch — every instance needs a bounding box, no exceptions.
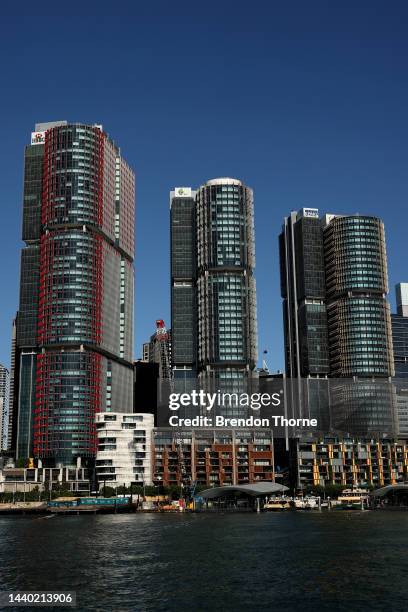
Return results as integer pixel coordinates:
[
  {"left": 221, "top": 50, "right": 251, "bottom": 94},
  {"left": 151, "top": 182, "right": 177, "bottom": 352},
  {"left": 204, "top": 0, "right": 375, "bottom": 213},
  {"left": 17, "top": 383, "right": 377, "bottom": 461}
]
[{"left": 155, "top": 320, "right": 196, "bottom": 503}]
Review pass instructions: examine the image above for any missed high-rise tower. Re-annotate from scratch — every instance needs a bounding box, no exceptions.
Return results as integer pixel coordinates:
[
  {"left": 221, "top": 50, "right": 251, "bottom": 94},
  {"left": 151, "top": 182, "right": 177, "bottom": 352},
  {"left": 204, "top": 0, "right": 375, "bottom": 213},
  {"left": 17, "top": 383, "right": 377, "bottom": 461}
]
[
  {"left": 392, "top": 283, "right": 408, "bottom": 378},
  {"left": 280, "top": 211, "right": 394, "bottom": 379},
  {"left": 0, "top": 364, "right": 10, "bottom": 451},
  {"left": 11, "top": 122, "right": 135, "bottom": 466},
  {"left": 170, "top": 187, "right": 196, "bottom": 387},
  {"left": 196, "top": 178, "right": 257, "bottom": 389},
  {"left": 279, "top": 208, "right": 329, "bottom": 379},
  {"left": 391, "top": 283, "right": 408, "bottom": 437},
  {"left": 280, "top": 210, "right": 395, "bottom": 436},
  {"left": 323, "top": 215, "right": 393, "bottom": 378},
  {"left": 170, "top": 178, "right": 258, "bottom": 393}
]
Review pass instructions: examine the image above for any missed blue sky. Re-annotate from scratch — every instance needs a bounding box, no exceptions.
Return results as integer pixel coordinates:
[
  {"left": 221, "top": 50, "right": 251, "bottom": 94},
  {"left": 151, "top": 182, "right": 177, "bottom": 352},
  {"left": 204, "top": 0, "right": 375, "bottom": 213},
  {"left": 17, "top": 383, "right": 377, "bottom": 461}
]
[{"left": 1, "top": 1, "right": 408, "bottom": 371}]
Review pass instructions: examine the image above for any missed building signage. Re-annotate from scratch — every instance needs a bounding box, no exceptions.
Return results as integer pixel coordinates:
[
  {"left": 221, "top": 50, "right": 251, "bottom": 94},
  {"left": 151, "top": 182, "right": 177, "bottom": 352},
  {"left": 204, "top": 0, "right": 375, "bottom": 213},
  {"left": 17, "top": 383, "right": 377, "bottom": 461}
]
[
  {"left": 31, "top": 131, "right": 46, "bottom": 145},
  {"left": 303, "top": 208, "right": 319, "bottom": 218},
  {"left": 174, "top": 187, "right": 192, "bottom": 198}
]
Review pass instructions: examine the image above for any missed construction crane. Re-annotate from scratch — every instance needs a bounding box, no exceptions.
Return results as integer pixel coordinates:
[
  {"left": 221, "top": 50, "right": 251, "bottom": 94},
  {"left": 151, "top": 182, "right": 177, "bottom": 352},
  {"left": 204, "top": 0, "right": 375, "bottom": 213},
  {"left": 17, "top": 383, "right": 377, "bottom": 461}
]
[{"left": 155, "top": 320, "right": 196, "bottom": 503}]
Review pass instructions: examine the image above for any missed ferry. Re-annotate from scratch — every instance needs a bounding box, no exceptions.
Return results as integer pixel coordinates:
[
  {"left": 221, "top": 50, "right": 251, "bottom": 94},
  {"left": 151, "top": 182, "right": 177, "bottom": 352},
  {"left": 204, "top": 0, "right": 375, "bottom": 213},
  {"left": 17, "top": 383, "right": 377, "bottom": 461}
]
[
  {"left": 263, "top": 497, "right": 292, "bottom": 511},
  {"left": 335, "top": 488, "right": 370, "bottom": 510},
  {"left": 47, "top": 496, "right": 135, "bottom": 514}
]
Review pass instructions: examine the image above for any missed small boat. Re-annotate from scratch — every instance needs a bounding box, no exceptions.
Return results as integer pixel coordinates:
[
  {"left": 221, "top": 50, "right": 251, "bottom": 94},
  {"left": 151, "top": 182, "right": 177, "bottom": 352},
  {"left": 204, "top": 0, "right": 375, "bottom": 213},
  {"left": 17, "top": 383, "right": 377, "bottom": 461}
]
[{"left": 294, "top": 496, "right": 319, "bottom": 510}]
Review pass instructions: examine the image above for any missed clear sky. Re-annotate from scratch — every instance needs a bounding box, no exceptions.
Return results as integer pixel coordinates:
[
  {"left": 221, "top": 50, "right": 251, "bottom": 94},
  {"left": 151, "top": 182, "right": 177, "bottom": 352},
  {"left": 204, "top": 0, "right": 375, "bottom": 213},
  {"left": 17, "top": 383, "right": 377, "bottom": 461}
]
[{"left": 1, "top": 1, "right": 408, "bottom": 371}]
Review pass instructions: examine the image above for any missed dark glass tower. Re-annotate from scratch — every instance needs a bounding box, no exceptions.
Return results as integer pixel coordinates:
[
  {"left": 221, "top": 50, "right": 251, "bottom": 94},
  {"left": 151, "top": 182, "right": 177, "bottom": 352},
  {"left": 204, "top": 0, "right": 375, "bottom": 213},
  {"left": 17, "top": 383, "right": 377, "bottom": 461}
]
[
  {"left": 392, "top": 283, "right": 408, "bottom": 377},
  {"left": 280, "top": 210, "right": 394, "bottom": 379},
  {"left": 12, "top": 122, "right": 135, "bottom": 466},
  {"left": 279, "top": 208, "right": 329, "bottom": 378},
  {"left": 170, "top": 187, "right": 197, "bottom": 387},
  {"left": 280, "top": 210, "right": 396, "bottom": 436},
  {"left": 170, "top": 178, "right": 258, "bottom": 392},
  {"left": 391, "top": 283, "right": 408, "bottom": 437}
]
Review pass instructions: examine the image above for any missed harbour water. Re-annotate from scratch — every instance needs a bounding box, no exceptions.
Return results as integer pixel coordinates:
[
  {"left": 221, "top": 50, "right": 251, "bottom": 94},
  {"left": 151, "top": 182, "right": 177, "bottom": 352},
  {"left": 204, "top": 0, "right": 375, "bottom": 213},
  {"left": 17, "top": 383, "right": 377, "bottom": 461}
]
[{"left": 0, "top": 512, "right": 407, "bottom": 611}]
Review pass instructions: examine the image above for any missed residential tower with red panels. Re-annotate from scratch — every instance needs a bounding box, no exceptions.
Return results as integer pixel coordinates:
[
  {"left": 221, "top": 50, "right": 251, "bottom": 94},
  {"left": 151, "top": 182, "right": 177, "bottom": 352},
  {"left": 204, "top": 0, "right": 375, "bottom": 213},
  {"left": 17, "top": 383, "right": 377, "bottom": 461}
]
[{"left": 10, "top": 122, "right": 134, "bottom": 466}]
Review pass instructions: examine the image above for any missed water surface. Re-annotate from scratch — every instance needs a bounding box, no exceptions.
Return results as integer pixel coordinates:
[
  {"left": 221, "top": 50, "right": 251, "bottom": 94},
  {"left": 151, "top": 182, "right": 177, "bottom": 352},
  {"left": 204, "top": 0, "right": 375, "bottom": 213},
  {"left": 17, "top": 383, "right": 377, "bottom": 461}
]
[{"left": 0, "top": 511, "right": 407, "bottom": 611}]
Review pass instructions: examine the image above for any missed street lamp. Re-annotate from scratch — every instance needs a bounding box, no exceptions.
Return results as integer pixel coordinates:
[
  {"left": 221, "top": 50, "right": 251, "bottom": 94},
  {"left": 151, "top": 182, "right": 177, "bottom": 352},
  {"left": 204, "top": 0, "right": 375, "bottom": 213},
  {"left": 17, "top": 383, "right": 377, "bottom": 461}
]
[{"left": 155, "top": 476, "right": 163, "bottom": 508}]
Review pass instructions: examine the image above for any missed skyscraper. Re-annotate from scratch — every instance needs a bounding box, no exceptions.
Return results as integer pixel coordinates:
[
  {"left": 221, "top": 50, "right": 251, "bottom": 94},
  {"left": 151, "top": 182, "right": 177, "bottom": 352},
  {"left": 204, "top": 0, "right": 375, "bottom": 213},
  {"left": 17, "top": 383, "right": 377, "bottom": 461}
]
[
  {"left": 0, "top": 365, "right": 10, "bottom": 451},
  {"left": 170, "top": 178, "right": 258, "bottom": 392},
  {"left": 279, "top": 208, "right": 329, "bottom": 379},
  {"left": 396, "top": 283, "right": 408, "bottom": 317},
  {"left": 280, "top": 210, "right": 395, "bottom": 435},
  {"left": 7, "top": 316, "right": 18, "bottom": 453},
  {"left": 391, "top": 283, "right": 408, "bottom": 436},
  {"left": 281, "top": 211, "right": 394, "bottom": 380},
  {"left": 11, "top": 122, "right": 135, "bottom": 466},
  {"left": 392, "top": 283, "right": 408, "bottom": 378},
  {"left": 170, "top": 187, "right": 197, "bottom": 387},
  {"left": 323, "top": 215, "right": 393, "bottom": 378},
  {"left": 280, "top": 210, "right": 397, "bottom": 487}
]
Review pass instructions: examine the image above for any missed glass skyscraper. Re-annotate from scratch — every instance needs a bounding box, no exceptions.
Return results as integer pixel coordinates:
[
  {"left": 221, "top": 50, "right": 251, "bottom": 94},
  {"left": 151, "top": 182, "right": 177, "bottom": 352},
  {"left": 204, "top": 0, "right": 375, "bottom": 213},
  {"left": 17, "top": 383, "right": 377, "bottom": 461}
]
[
  {"left": 11, "top": 122, "right": 135, "bottom": 466},
  {"left": 170, "top": 178, "right": 258, "bottom": 393},
  {"left": 323, "top": 215, "right": 393, "bottom": 378},
  {"left": 392, "top": 283, "right": 408, "bottom": 377},
  {"left": 0, "top": 364, "right": 10, "bottom": 451},
  {"left": 392, "top": 283, "right": 408, "bottom": 436},
  {"left": 280, "top": 210, "right": 395, "bottom": 436},
  {"left": 170, "top": 187, "right": 197, "bottom": 387},
  {"left": 279, "top": 208, "right": 329, "bottom": 379}
]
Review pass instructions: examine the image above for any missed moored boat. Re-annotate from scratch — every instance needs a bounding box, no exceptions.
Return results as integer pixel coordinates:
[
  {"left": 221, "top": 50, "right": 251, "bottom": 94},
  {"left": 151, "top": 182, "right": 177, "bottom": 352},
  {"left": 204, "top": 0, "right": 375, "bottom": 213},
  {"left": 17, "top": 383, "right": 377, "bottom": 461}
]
[
  {"left": 294, "top": 496, "right": 319, "bottom": 510},
  {"left": 334, "top": 488, "right": 369, "bottom": 510},
  {"left": 263, "top": 497, "right": 292, "bottom": 511}
]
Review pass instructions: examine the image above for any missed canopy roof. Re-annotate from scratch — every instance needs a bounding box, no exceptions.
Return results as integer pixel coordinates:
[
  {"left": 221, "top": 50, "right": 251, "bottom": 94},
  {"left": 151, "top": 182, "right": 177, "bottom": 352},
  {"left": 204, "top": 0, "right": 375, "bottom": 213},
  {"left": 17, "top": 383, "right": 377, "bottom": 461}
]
[
  {"left": 370, "top": 484, "right": 408, "bottom": 497},
  {"left": 199, "top": 482, "right": 288, "bottom": 499}
]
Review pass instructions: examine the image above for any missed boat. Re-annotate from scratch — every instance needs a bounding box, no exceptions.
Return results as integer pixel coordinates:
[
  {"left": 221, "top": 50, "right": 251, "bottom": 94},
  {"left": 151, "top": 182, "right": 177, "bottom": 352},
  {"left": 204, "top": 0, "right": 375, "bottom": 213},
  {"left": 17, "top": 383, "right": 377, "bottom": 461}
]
[
  {"left": 263, "top": 496, "right": 292, "bottom": 511},
  {"left": 47, "top": 496, "right": 135, "bottom": 514},
  {"left": 294, "top": 496, "right": 319, "bottom": 510},
  {"left": 334, "top": 488, "right": 370, "bottom": 510}
]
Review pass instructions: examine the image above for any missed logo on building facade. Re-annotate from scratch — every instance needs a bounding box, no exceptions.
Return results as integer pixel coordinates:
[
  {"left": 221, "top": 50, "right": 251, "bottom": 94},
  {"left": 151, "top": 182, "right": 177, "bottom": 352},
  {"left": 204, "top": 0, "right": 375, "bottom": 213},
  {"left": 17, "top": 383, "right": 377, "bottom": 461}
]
[
  {"left": 31, "top": 132, "right": 46, "bottom": 145},
  {"left": 175, "top": 187, "right": 192, "bottom": 198}
]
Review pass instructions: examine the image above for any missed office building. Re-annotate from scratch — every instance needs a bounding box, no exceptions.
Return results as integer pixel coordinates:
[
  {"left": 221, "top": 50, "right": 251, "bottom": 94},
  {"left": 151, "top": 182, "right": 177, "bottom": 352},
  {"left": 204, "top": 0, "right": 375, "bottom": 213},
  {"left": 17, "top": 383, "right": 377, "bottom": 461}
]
[
  {"left": 279, "top": 208, "right": 329, "bottom": 378},
  {"left": 95, "top": 412, "right": 154, "bottom": 488},
  {"left": 323, "top": 215, "right": 394, "bottom": 378},
  {"left": 7, "top": 317, "right": 18, "bottom": 453},
  {"left": 391, "top": 283, "right": 408, "bottom": 437},
  {"left": 170, "top": 187, "right": 196, "bottom": 387},
  {"left": 170, "top": 178, "right": 258, "bottom": 394},
  {"left": 0, "top": 365, "right": 10, "bottom": 451},
  {"left": 396, "top": 282, "right": 408, "bottom": 317},
  {"left": 280, "top": 211, "right": 394, "bottom": 380},
  {"left": 324, "top": 214, "right": 395, "bottom": 436},
  {"left": 11, "top": 122, "right": 135, "bottom": 466},
  {"left": 280, "top": 211, "right": 396, "bottom": 486},
  {"left": 392, "top": 283, "right": 408, "bottom": 378}
]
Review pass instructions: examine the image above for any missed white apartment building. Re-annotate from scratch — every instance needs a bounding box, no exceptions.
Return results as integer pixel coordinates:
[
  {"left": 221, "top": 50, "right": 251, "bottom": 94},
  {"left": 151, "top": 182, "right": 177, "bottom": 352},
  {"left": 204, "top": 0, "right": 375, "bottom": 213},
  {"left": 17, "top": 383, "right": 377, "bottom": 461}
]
[{"left": 95, "top": 413, "right": 154, "bottom": 488}]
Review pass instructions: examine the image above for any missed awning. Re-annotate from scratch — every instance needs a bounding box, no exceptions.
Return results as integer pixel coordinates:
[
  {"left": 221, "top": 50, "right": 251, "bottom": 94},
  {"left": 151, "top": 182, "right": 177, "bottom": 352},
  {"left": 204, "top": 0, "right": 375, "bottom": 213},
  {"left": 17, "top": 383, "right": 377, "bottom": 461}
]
[
  {"left": 370, "top": 484, "right": 408, "bottom": 497},
  {"left": 200, "top": 482, "right": 289, "bottom": 499}
]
